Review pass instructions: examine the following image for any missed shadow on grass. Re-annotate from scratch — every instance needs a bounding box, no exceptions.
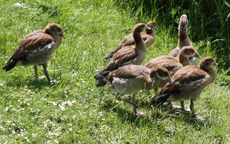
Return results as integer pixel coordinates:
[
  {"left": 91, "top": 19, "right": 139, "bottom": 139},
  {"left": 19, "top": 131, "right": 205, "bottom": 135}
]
[
  {"left": 151, "top": 104, "right": 212, "bottom": 129},
  {"left": 101, "top": 98, "right": 211, "bottom": 129},
  {"left": 100, "top": 98, "right": 155, "bottom": 126},
  {"left": 4, "top": 75, "right": 60, "bottom": 90}
]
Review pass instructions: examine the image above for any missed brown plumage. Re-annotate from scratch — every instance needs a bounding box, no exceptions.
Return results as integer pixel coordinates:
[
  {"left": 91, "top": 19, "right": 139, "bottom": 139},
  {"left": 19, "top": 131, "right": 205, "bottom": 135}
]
[
  {"left": 176, "top": 46, "right": 201, "bottom": 66},
  {"left": 151, "top": 57, "right": 218, "bottom": 117},
  {"left": 145, "top": 46, "right": 202, "bottom": 93},
  {"left": 3, "top": 23, "right": 65, "bottom": 82},
  {"left": 102, "top": 65, "right": 172, "bottom": 115},
  {"left": 104, "top": 21, "right": 158, "bottom": 60},
  {"left": 168, "top": 14, "right": 197, "bottom": 65},
  {"left": 94, "top": 23, "right": 147, "bottom": 84},
  {"left": 168, "top": 14, "right": 192, "bottom": 57}
]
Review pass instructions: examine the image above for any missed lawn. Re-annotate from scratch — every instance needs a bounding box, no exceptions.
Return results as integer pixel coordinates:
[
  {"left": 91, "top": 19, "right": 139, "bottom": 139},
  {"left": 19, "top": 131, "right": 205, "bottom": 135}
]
[{"left": 0, "top": 0, "right": 229, "bottom": 143}]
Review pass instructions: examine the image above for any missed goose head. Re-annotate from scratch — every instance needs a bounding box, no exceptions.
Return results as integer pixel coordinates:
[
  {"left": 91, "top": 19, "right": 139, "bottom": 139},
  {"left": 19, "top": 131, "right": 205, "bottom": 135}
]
[
  {"left": 133, "top": 23, "right": 146, "bottom": 33},
  {"left": 44, "top": 23, "right": 65, "bottom": 38},
  {"left": 200, "top": 57, "right": 218, "bottom": 68},
  {"left": 180, "top": 46, "right": 202, "bottom": 59},
  {"left": 150, "top": 66, "right": 172, "bottom": 85},
  {"left": 178, "top": 14, "right": 188, "bottom": 32},
  {"left": 146, "top": 21, "right": 158, "bottom": 31}
]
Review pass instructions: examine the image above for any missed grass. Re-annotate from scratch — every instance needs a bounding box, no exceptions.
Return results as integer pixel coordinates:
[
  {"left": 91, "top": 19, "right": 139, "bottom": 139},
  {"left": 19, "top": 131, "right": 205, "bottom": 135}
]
[{"left": 0, "top": 0, "right": 230, "bottom": 143}]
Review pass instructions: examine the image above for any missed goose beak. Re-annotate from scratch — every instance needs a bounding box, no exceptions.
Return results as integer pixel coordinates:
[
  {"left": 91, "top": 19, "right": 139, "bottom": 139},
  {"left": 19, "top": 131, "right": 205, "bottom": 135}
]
[
  {"left": 213, "top": 61, "right": 218, "bottom": 66},
  {"left": 194, "top": 51, "right": 202, "bottom": 59},
  {"left": 60, "top": 33, "right": 65, "bottom": 38},
  {"left": 154, "top": 26, "right": 158, "bottom": 31}
]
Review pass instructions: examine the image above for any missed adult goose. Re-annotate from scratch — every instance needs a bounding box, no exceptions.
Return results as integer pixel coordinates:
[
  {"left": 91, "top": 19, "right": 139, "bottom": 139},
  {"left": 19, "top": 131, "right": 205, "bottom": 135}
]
[
  {"left": 151, "top": 57, "right": 217, "bottom": 117},
  {"left": 3, "top": 23, "right": 65, "bottom": 82},
  {"left": 104, "top": 21, "right": 158, "bottom": 60},
  {"left": 168, "top": 14, "right": 197, "bottom": 65},
  {"left": 101, "top": 65, "right": 172, "bottom": 115},
  {"left": 95, "top": 23, "right": 147, "bottom": 85},
  {"left": 145, "top": 46, "right": 202, "bottom": 93}
]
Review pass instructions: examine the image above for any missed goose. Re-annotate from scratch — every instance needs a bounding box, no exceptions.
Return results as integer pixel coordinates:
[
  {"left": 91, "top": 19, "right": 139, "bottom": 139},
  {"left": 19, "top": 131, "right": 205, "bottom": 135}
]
[
  {"left": 145, "top": 46, "right": 202, "bottom": 94},
  {"left": 95, "top": 23, "right": 147, "bottom": 86},
  {"left": 101, "top": 65, "right": 172, "bottom": 115},
  {"left": 151, "top": 57, "right": 217, "bottom": 117},
  {"left": 3, "top": 23, "right": 65, "bottom": 82},
  {"left": 168, "top": 14, "right": 197, "bottom": 65},
  {"left": 104, "top": 21, "right": 158, "bottom": 60}
]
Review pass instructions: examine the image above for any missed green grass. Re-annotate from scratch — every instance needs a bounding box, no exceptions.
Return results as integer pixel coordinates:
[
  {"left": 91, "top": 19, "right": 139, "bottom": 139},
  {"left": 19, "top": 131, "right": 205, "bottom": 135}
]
[{"left": 0, "top": 0, "right": 230, "bottom": 143}]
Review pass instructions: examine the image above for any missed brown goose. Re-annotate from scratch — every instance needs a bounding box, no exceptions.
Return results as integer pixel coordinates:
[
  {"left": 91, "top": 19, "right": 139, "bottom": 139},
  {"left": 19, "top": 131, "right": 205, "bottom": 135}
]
[
  {"left": 151, "top": 57, "right": 217, "bottom": 117},
  {"left": 104, "top": 21, "right": 158, "bottom": 60},
  {"left": 145, "top": 46, "right": 202, "bottom": 92},
  {"left": 168, "top": 14, "right": 197, "bottom": 65},
  {"left": 104, "top": 65, "right": 172, "bottom": 115},
  {"left": 3, "top": 23, "right": 65, "bottom": 82},
  {"left": 95, "top": 23, "right": 147, "bottom": 86}
]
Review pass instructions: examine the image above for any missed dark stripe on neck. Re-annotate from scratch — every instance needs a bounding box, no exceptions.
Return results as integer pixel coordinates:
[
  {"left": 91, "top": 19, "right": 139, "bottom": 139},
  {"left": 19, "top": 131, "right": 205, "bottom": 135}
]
[
  {"left": 146, "top": 29, "right": 153, "bottom": 35},
  {"left": 133, "top": 31, "right": 142, "bottom": 44},
  {"left": 179, "top": 31, "right": 187, "bottom": 42}
]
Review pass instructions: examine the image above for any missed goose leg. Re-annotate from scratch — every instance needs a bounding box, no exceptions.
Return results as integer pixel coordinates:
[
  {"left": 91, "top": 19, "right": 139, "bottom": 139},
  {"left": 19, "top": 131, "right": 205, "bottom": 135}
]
[
  {"left": 34, "top": 65, "right": 38, "bottom": 80},
  {"left": 168, "top": 101, "right": 173, "bottom": 108},
  {"left": 190, "top": 99, "right": 196, "bottom": 118},
  {"left": 42, "top": 64, "right": 51, "bottom": 82},
  {"left": 154, "top": 87, "right": 158, "bottom": 96},
  {"left": 115, "top": 94, "right": 138, "bottom": 108},
  {"left": 180, "top": 101, "right": 185, "bottom": 110},
  {"left": 132, "top": 94, "right": 137, "bottom": 115},
  {"left": 132, "top": 94, "right": 144, "bottom": 115}
]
